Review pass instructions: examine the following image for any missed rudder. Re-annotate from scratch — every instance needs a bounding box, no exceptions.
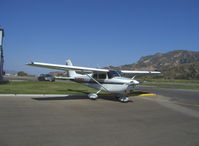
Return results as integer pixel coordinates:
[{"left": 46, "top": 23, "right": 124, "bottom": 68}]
[{"left": 66, "top": 59, "right": 77, "bottom": 77}]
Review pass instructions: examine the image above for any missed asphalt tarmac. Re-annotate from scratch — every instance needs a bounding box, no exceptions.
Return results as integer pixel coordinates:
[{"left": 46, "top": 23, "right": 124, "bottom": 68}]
[
  {"left": 0, "top": 89, "right": 199, "bottom": 146},
  {"left": 139, "top": 86, "right": 199, "bottom": 110}
]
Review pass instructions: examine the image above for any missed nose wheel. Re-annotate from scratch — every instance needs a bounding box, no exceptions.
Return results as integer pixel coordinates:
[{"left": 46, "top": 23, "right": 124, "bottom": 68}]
[{"left": 118, "top": 96, "right": 129, "bottom": 103}]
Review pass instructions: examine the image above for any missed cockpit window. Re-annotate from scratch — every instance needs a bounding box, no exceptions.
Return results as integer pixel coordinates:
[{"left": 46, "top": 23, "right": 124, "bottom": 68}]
[{"left": 108, "top": 70, "right": 123, "bottom": 79}]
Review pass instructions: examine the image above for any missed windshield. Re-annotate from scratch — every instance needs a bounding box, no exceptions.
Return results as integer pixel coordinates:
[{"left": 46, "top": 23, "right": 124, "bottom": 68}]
[{"left": 107, "top": 70, "right": 123, "bottom": 79}]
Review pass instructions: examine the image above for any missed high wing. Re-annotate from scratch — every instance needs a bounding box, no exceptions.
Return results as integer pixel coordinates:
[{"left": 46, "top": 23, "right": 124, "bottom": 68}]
[
  {"left": 26, "top": 62, "right": 109, "bottom": 73},
  {"left": 121, "top": 70, "right": 161, "bottom": 74},
  {"left": 26, "top": 61, "right": 160, "bottom": 74}
]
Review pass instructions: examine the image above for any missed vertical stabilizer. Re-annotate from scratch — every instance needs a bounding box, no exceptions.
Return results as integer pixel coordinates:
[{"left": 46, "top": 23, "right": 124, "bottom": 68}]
[{"left": 66, "top": 59, "right": 77, "bottom": 77}]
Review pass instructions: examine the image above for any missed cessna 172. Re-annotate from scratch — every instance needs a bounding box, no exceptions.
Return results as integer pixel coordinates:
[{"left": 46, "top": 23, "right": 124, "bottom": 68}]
[{"left": 27, "top": 60, "right": 160, "bottom": 102}]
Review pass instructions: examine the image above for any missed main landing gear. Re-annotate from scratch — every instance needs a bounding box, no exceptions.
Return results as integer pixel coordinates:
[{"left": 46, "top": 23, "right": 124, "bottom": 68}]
[
  {"left": 88, "top": 93, "right": 98, "bottom": 100},
  {"left": 88, "top": 89, "right": 102, "bottom": 100}
]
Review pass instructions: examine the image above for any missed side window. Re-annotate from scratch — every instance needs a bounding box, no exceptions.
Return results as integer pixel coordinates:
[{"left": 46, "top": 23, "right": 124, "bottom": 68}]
[
  {"left": 99, "top": 74, "right": 106, "bottom": 79},
  {"left": 92, "top": 73, "right": 98, "bottom": 79},
  {"left": 107, "top": 72, "right": 112, "bottom": 79}
]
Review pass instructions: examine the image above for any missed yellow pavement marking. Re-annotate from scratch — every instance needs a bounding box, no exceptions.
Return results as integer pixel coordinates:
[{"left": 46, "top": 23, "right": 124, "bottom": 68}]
[{"left": 138, "top": 93, "right": 156, "bottom": 96}]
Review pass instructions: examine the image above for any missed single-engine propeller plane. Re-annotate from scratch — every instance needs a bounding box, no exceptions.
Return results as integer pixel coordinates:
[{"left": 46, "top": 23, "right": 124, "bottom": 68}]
[{"left": 27, "top": 60, "right": 160, "bottom": 102}]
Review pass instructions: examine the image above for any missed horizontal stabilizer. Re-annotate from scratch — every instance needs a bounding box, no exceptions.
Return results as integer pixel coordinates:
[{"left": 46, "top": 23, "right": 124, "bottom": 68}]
[{"left": 54, "top": 76, "right": 75, "bottom": 80}]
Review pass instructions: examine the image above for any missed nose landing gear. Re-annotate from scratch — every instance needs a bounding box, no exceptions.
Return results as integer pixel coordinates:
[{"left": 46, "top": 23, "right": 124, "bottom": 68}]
[{"left": 118, "top": 96, "right": 129, "bottom": 103}]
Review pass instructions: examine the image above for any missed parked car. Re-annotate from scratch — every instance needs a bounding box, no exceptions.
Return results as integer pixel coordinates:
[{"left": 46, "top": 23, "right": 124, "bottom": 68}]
[{"left": 38, "top": 74, "right": 55, "bottom": 82}]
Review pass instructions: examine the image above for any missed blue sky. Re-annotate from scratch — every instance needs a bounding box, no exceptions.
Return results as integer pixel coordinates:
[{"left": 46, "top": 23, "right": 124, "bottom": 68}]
[{"left": 1, "top": 0, "right": 199, "bottom": 74}]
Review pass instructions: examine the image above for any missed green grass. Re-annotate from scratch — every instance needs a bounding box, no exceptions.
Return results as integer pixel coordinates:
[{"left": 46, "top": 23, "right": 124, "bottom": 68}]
[
  {"left": 0, "top": 81, "right": 97, "bottom": 94},
  {"left": 0, "top": 81, "right": 148, "bottom": 95},
  {"left": 0, "top": 79, "right": 198, "bottom": 95},
  {"left": 138, "top": 78, "right": 199, "bottom": 90}
]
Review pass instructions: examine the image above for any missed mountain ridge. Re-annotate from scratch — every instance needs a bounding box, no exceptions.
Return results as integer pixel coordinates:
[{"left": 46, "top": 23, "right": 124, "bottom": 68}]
[{"left": 108, "top": 50, "right": 199, "bottom": 79}]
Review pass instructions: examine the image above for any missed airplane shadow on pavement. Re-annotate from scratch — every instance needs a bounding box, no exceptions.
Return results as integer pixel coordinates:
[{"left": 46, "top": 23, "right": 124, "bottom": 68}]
[
  {"left": 32, "top": 95, "right": 88, "bottom": 101},
  {"left": 32, "top": 95, "right": 133, "bottom": 103},
  {"left": 32, "top": 89, "right": 134, "bottom": 102}
]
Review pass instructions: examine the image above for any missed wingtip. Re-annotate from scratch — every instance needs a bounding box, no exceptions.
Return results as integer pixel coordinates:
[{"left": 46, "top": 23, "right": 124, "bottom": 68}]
[{"left": 26, "top": 61, "right": 34, "bottom": 65}]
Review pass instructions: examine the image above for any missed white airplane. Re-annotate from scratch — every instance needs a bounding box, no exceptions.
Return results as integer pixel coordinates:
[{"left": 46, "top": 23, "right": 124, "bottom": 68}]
[{"left": 27, "top": 60, "right": 160, "bottom": 102}]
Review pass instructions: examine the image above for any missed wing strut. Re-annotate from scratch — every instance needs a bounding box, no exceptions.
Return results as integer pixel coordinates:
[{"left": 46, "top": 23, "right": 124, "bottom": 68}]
[{"left": 86, "top": 74, "right": 110, "bottom": 93}]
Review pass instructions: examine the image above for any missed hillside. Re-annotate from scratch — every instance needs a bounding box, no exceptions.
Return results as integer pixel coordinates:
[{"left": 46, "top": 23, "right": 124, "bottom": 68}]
[{"left": 112, "top": 50, "right": 199, "bottom": 79}]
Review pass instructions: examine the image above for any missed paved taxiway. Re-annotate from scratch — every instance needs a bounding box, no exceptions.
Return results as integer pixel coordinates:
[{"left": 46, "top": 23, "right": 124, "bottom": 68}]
[
  {"left": 0, "top": 90, "right": 199, "bottom": 146},
  {"left": 139, "top": 86, "right": 199, "bottom": 110}
]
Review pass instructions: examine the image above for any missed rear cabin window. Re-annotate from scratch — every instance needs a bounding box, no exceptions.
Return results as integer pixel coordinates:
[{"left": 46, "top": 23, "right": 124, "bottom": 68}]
[
  {"left": 92, "top": 73, "right": 106, "bottom": 79},
  {"left": 98, "top": 74, "right": 106, "bottom": 79},
  {"left": 93, "top": 73, "right": 97, "bottom": 79}
]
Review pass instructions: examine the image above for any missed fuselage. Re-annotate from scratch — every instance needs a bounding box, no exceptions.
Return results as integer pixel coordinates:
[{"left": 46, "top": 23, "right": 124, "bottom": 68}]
[{"left": 72, "top": 73, "right": 139, "bottom": 94}]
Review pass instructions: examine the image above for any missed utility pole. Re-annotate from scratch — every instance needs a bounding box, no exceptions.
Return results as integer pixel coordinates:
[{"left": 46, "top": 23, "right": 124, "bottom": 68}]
[{"left": 0, "top": 28, "right": 5, "bottom": 82}]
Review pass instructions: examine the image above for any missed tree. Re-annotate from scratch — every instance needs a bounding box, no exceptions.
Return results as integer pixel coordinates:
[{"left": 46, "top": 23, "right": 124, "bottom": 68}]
[{"left": 17, "top": 71, "right": 28, "bottom": 76}]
